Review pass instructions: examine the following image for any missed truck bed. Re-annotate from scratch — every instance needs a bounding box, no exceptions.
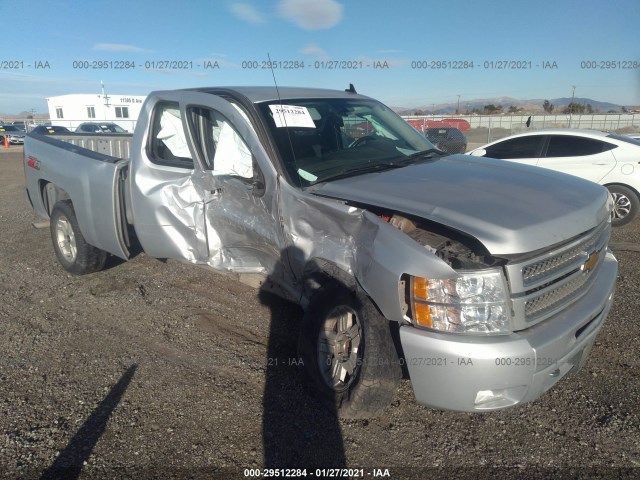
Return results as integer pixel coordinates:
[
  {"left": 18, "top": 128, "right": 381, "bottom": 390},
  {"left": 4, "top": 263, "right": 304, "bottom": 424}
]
[
  {"left": 24, "top": 132, "right": 132, "bottom": 260},
  {"left": 29, "top": 132, "right": 132, "bottom": 161}
]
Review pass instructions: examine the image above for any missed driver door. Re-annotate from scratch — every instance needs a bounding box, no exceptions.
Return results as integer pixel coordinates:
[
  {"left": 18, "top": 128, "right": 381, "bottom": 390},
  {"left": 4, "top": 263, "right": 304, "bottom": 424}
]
[{"left": 129, "top": 91, "right": 285, "bottom": 275}]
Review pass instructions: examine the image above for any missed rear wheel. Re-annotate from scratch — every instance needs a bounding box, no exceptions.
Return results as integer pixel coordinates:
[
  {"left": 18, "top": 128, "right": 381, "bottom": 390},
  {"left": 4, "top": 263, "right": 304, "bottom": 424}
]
[
  {"left": 607, "top": 185, "right": 639, "bottom": 227},
  {"left": 298, "top": 283, "right": 402, "bottom": 419},
  {"left": 50, "top": 200, "right": 107, "bottom": 274}
]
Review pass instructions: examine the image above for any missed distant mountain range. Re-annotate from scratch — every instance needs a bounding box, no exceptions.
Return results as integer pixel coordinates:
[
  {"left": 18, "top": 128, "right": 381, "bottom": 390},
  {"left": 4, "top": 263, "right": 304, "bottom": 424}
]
[
  {"left": 395, "top": 97, "right": 631, "bottom": 115},
  {"left": 1, "top": 97, "right": 635, "bottom": 119},
  {"left": 0, "top": 111, "right": 48, "bottom": 121}
]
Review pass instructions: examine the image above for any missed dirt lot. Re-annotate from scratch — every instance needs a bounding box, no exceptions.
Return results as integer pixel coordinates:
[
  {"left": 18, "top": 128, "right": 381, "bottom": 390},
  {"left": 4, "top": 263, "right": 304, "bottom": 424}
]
[{"left": 1, "top": 146, "right": 639, "bottom": 479}]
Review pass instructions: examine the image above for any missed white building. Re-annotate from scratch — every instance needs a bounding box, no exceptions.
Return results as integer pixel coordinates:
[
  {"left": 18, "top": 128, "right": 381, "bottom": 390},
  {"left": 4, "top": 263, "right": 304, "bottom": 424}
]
[{"left": 46, "top": 93, "right": 147, "bottom": 131}]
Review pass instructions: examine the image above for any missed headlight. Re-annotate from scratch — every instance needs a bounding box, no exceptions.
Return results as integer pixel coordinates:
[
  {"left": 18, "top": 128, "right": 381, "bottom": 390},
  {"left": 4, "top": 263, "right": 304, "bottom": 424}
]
[{"left": 408, "top": 269, "right": 512, "bottom": 335}]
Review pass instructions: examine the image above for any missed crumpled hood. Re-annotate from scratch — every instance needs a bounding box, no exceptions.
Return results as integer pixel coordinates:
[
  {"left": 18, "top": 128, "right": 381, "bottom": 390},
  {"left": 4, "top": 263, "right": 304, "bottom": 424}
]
[{"left": 309, "top": 155, "right": 610, "bottom": 255}]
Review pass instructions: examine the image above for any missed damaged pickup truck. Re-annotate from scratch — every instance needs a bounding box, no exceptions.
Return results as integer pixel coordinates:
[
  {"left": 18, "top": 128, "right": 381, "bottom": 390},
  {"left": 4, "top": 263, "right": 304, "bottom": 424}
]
[{"left": 24, "top": 86, "right": 617, "bottom": 418}]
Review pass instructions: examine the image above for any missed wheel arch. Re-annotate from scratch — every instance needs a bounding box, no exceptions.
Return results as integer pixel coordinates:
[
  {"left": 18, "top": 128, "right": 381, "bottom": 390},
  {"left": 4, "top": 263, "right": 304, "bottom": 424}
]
[
  {"left": 39, "top": 180, "right": 70, "bottom": 216},
  {"left": 300, "top": 257, "right": 397, "bottom": 326},
  {"left": 301, "top": 258, "right": 359, "bottom": 306},
  {"left": 603, "top": 182, "right": 640, "bottom": 200},
  {"left": 38, "top": 181, "right": 97, "bottom": 252}
]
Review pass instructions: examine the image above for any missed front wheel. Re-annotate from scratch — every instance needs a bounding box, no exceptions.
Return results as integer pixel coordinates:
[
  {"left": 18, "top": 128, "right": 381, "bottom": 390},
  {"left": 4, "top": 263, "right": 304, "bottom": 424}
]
[
  {"left": 607, "top": 185, "right": 639, "bottom": 227},
  {"left": 50, "top": 200, "right": 107, "bottom": 275},
  {"left": 298, "top": 283, "right": 402, "bottom": 419}
]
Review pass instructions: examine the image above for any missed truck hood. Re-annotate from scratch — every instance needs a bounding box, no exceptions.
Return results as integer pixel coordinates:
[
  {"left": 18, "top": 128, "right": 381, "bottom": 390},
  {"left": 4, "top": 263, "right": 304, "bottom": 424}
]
[{"left": 309, "top": 155, "right": 610, "bottom": 255}]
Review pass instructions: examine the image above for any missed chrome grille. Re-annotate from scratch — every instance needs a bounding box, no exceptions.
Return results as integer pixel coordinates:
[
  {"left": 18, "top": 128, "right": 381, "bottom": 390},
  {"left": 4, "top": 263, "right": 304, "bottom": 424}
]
[
  {"left": 521, "top": 222, "right": 607, "bottom": 287},
  {"left": 506, "top": 219, "right": 611, "bottom": 328},
  {"left": 525, "top": 270, "right": 593, "bottom": 318}
]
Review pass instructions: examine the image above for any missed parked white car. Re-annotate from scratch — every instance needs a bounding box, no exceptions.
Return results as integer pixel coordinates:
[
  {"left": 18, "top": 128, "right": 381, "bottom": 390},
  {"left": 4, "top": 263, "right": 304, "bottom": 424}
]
[{"left": 468, "top": 129, "right": 640, "bottom": 226}]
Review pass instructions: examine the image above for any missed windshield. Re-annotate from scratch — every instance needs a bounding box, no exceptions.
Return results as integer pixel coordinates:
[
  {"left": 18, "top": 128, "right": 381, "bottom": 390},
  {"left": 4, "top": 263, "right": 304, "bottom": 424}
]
[{"left": 258, "top": 98, "right": 436, "bottom": 186}]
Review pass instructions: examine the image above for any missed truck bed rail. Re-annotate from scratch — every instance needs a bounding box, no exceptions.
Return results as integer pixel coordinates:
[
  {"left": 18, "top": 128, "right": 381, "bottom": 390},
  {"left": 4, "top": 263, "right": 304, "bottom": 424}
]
[{"left": 28, "top": 132, "right": 132, "bottom": 160}]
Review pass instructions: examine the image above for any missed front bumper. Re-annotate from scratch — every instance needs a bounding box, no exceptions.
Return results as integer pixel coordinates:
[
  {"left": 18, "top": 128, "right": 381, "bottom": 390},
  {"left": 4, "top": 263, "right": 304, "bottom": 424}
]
[{"left": 400, "top": 251, "right": 617, "bottom": 412}]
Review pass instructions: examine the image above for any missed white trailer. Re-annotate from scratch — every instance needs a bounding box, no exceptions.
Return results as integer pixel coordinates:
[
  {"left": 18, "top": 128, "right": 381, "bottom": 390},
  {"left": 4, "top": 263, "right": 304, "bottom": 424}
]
[{"left": 46, "top": 93, "right": 146, "bottom": 131}]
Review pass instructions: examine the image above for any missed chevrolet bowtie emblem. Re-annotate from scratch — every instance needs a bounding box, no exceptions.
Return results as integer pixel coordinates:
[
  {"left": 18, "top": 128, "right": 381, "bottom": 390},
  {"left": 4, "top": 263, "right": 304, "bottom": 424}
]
[{"left": 582, "top": 250, "right": 600, "bottom": 273}]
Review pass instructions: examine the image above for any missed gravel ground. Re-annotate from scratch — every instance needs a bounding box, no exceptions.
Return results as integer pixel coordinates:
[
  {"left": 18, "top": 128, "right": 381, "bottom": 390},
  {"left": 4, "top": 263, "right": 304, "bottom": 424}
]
[{"left": 1, "top": 146, "right": 639, "bottom": 480}]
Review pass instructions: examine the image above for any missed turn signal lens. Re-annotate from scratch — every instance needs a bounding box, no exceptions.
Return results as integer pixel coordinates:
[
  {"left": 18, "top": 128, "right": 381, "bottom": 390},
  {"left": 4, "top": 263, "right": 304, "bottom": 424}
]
[
  {"left": 414, "top": 303, "right": 432, "bottom": 328},
  {"left": 413, "top": 276, "right": 428, "bottom": 301}
]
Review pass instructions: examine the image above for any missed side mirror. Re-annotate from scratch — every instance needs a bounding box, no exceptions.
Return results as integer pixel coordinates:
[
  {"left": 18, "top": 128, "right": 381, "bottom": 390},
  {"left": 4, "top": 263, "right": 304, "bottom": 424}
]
[{"left": 470, "top": 148, "right": 487, "bottom": 157}]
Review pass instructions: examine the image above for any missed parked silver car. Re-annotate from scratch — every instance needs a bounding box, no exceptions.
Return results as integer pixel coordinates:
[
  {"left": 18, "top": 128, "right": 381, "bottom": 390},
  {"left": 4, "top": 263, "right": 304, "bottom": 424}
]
[
  {"left": 0, "top": 125, "right": 26, "bottom": 144},
  {"left": 75, "top": 122, "right": 128, "bottom": 133}
]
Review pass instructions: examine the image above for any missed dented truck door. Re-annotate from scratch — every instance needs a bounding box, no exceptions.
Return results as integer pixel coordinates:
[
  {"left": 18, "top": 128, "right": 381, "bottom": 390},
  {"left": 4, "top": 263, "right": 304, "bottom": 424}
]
[{"left": 129, "top": 91, "right": 285, "bottom": 274}]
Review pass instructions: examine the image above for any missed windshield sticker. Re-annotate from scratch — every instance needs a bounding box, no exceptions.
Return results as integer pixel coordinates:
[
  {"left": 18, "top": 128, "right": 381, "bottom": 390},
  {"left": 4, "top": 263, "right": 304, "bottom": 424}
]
[
  {"left": 269, "top": 104, "right": 316, "bottom": 128},
  {"left": 297, "top": 168, "right": 318, "bottom": 182}
]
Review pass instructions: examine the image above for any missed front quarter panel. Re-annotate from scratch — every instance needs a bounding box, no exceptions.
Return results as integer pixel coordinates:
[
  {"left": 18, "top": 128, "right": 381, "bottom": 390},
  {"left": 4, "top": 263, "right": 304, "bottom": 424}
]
[
  {"left": 279, "top": 183, "right": 457, "bottom": 319},
  {"left": 355, "top": 211, "right": 457, "bottom": 321}
]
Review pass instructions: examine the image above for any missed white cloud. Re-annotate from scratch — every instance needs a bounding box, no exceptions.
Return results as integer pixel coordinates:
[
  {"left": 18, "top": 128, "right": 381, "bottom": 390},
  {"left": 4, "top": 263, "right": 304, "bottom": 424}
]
[
  {"left": 229, "top": 3, "right": 265, "bottom": 24},
  {"left": 93, "top": 43, "right": 150, "bottom": 53},
  {"left": 278, "top": 0, "right": 343, "bottom": 30},
  {"left": 300, "top": 43, "right": 330, "bottom": 60}
]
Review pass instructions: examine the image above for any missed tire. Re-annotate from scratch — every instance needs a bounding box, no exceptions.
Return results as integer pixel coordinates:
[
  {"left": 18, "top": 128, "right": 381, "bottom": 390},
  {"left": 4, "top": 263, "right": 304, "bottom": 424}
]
[
  {"left": 298, "top": 283, "right": 402, "bottom": 419},
  {"left": 50, "top": 200, "right": 107, "bottom": 275},
  {"left": 607, "top": 185, "right": 639, "bottom": 227}
]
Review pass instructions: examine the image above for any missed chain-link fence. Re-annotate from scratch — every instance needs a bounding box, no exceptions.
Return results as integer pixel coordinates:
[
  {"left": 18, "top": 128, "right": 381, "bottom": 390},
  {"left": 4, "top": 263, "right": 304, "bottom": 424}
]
[
  {"left": 5, "top": 112, "right": 639, "bottom": 148},
  {"left": 402, "top": 113, "right": 640, "bottom": 147}
]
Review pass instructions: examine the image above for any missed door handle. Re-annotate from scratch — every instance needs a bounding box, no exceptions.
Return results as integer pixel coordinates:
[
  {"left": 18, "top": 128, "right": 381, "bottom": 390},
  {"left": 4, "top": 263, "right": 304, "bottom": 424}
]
[{"left": 592, "top": 161, "right": 607, "bottom": 165}]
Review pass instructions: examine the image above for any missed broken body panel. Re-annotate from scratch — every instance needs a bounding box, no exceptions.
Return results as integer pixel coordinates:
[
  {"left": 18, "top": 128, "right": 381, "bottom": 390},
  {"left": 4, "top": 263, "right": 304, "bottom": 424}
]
[{"left": 23, "top": 86, "right": 617, "bottom": 412}]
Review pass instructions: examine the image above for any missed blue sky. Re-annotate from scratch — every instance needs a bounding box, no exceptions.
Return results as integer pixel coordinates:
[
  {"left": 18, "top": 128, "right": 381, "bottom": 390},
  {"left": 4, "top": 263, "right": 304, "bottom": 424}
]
[{"left": 1, "top": 0, "right": 639, "bottom": 114}]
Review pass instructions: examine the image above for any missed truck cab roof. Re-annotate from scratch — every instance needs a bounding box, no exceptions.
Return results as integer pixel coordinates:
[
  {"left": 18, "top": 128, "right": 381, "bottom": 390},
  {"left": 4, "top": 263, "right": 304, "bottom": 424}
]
[{"left": 184, "top": 86, "right": 369, "bottom": 104}]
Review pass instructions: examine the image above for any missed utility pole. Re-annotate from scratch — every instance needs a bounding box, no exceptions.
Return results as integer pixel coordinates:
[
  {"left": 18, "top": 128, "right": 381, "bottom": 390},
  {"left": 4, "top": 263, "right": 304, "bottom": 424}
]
[
  {"left": 456, "top": 94, "right": 461, "bottom": 115},
  {"left": 101, "top": 81, "right": 111, "bottom": 121},
  {"left": 569, "top": 85, "right": 576, "bottom": 128}
]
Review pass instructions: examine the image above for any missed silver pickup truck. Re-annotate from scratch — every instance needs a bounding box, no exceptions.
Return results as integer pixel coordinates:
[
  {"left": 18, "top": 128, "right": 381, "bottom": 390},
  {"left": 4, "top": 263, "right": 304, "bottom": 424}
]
[{"left": 24, "top": 86, "right": 617, "bottom": 418}]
